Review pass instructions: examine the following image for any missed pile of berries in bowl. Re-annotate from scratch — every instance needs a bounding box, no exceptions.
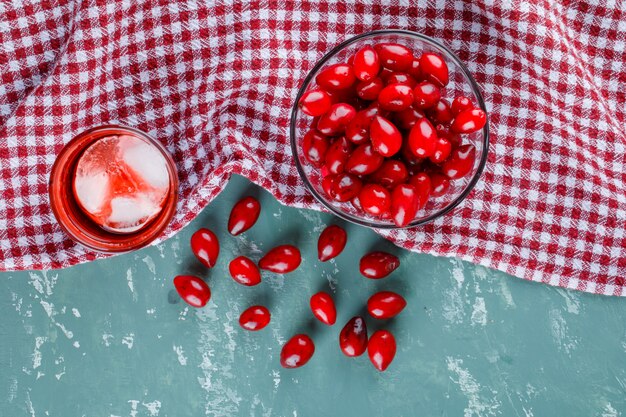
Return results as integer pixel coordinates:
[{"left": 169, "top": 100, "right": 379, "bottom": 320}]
[{"left": 291, "top": 30, "right": 489, "bottom": 228}]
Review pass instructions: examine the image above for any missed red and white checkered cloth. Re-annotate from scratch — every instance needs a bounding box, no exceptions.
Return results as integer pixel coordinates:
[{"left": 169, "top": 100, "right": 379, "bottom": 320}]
[{"left": 1, "top": 0, "right": 625, "bottom": 295}]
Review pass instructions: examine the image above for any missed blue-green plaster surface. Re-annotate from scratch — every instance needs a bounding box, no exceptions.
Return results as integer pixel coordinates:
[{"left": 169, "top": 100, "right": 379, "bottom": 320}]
[{"left": 1, "top": 175, "right": 625, "bottom": 417}]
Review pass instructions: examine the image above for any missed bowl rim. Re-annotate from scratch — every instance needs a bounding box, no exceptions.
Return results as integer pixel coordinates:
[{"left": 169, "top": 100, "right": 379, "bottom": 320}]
[{"left": 290, "top": 29, "right": 490, "bottom": 229}]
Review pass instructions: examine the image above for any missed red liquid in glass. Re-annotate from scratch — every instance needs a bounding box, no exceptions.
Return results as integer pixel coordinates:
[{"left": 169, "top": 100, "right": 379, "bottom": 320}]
[{"left": 49, "top": 125, "right": 178, "bottom": 253}]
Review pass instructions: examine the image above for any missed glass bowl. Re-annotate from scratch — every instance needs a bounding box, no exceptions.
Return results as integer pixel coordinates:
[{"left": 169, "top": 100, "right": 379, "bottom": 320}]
[
  {"left": 290, "top": 30, "right": 489, "bottom": 228},
  {"left": 49, "top": 125, "right": 179, "bottom": 253}
]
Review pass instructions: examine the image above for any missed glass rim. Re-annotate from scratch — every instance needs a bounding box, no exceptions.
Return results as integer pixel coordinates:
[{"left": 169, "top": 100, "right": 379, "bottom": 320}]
[
  {"left": 49, "top": 124, "right": 179, "bottom": 252},
  {"left": 289, "top": 29, "right": 490, "bottom": 229}
]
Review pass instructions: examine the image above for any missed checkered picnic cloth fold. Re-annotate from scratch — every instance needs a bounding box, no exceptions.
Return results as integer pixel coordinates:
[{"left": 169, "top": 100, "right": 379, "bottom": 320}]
[{"left": 1, "top": 0, "right": 625, "bottom": 295}]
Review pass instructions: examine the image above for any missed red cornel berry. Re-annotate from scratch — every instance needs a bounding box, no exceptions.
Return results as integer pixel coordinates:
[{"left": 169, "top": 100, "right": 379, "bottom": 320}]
[
  {"left": 407, "top": 56, "right": 420, "bottom": 76},
  {"left": 390, "top": 184, "right": 420, "bottom": 227},
  {"left": 352, "top": 45, "right": 380, "bottom": 81},
  {"left": 360, "top": 251, "right": 400, "bottom": 279},
  {"left": 317, "top": 103, "right": 357, "bottom": 136},
  {"left": 281, "top": 334, "right": 315, "bottom": 368},
  {"left": 430, "top": 172, "right": 451, "bottom": 196},
  {"left": 419, "top": 53, "right": 449, "bottom": 87},
  {"left": 345, "top": 144, "right": 384, "bottom": 175},
  {"left": 228, "top": 256, "right": 261, "bottom": 286},
  {"left": 408, "top": 117, "right": 437, "bottom": 158},
  {"left": 339, "top": 316, "right": 368, "bottom": 357},
  {"left": 408, "top": 173, "right": 431, "bottom": 211},
  {"left": 317, "top": 225, "right": 347, "bottom": 262},
  {"left": 369, "top": 159, "right": 409, "bottom": 189},
  {"left": 359, "top": 184, "right": 391, "bottom": 215},
  {"left": 259, "top": 245, "right": 302, "bottom": 273},
  {"left": 368, "top": 330, "right": 396, "bottom": 371},
  {"left": 384, "top": 71, "right": 417, "bottom": 88},
  {"left": 302, "top": 130, "right": 330, "bottom": 167},
  {"left": 330, "top": 173, "right": 362, "bottom": 202},
  {"left": 298, "top": 89, "right": 332, "bottom": 117},
  {"left": 345, "top": 108, "right": 375, "bottom": 144},
  {"left": 315, "top": 63, "right": 356, "bottom": 91},
  {"left": 324, "top": 136, "right": 353, "bottom": 175},
  {"left": 377, "top": 83, "right": 414, "bottom": 111},
  {"left": 355, "top": 77, "right": 384, "bottom": 101},
  {"left": 190, "top": 228, "right": 219, "bottom": 268},
  {"left": 374, "top": 43, "right": 413, "bottom": 71},
  {"left": 412, "top": 81, "right": 440, "bottom": 110},
  {"left": 451, "top": 95, "right": 474, "bottom": 116},
  {"left": 173, "top": 275, "right": 211, "bottom": 308},
  {"left": 310, "top": 292, "right": 337, "bottom": 325},
  {"left": 321, "top": 174, "right": 335, "bottom": 199},
  {"left": 367, "top": 291, "right": 407, "bottom": 319},
  {"left": 228, "top": 196, "right": 261, "bottom": 236},
  {"left": 370, "top": 115, "right": 402, "bottom": 157},
  {"left": 427, "top": 99, "right": 453, "bottom": 125},
  {"left": 430, "top": 137, "right": 452, "bottom": 164},
  {"left": 392, "top": 106, "right": 425, "bottom": 130},
  {"left": 451, "top": 108, "right": 487, "bottom": 134},
  {"left": 239, "top": 305, "right": 271, "bottom": 331},
  {"left": 441, "top": 144, "right": 476, "bottom": 179}
]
